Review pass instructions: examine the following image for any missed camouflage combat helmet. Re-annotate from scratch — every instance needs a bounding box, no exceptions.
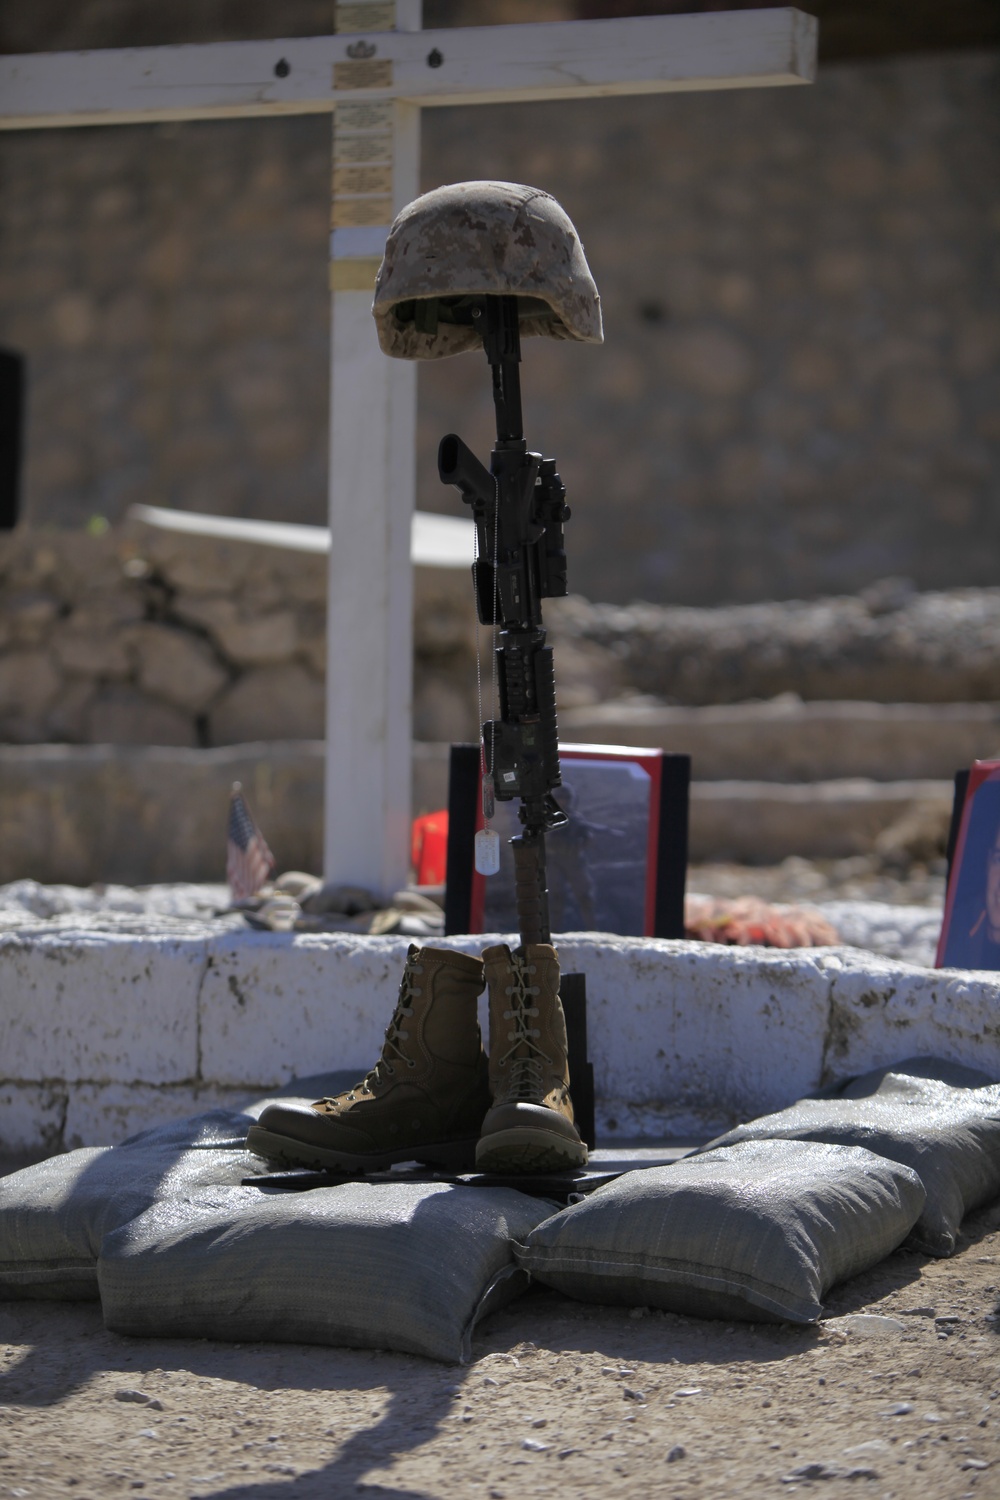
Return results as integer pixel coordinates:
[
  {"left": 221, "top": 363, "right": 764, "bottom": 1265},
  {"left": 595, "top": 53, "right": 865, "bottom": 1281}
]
[{"left": 372, "top": 180, "right": 603, "bottom": 361}]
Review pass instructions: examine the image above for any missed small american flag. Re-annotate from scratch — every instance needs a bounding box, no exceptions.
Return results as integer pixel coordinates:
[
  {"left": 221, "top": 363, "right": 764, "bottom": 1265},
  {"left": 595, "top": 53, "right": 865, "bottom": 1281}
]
[{"left": 226, "top": 782, "right": 275, "bottom": 901}]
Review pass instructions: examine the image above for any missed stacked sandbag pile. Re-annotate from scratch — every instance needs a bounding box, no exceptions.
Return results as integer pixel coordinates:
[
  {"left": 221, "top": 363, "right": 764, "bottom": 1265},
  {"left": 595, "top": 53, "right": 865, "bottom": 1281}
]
[{"left": 2, "top": 1059, "right": 997, "bottom": 1359}]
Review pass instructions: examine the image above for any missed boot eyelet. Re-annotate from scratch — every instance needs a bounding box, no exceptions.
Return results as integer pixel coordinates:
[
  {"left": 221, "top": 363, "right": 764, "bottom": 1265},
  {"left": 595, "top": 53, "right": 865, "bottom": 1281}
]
[{"left": 408, "top": 1060, "right": 416, "bottom": 1069}]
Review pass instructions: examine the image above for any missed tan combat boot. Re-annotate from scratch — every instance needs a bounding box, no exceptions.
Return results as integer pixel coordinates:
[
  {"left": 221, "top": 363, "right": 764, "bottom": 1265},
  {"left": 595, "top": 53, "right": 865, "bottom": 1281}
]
[
  {"left": 247, "top": 946, "right": 490, "bottom": 1172},
  {"left": 475, "top": 943, "right": 588, "bottom": 1174}
]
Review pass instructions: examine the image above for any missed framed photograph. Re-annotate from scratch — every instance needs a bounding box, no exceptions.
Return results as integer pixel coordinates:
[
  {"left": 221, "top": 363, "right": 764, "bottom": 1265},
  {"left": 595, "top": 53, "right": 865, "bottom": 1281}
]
[
  {"left": 936, "top": 759, "right": 1000, "bottom": 969},
  {"left": 444, "top": 742, "right": 690, "bottom": 939}
]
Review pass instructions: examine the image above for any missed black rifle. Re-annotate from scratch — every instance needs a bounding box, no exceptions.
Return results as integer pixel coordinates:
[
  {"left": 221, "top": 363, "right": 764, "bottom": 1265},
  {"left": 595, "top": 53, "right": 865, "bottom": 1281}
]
[{"left": 438, "top": 294, "right": 570, "bottom": 946}]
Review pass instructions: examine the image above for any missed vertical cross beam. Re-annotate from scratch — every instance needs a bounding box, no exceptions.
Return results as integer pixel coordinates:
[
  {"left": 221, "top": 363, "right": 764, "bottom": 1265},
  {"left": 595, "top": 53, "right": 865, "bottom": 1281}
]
[{"left": 325, "top": 0, "right": 421, "bottom": 894}]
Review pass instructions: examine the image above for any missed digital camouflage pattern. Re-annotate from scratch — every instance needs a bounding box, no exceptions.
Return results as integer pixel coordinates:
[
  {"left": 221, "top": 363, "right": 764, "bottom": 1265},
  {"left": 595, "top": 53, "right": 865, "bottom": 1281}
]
[{"left": 372, "top": 180, "right": 603, "bottom": 361}]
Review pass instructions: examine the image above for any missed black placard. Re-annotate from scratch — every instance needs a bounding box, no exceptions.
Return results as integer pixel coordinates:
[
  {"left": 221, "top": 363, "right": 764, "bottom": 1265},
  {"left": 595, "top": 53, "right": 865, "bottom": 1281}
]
[{"left": 0, "top": 348, "right": 25, "bottom": 531}]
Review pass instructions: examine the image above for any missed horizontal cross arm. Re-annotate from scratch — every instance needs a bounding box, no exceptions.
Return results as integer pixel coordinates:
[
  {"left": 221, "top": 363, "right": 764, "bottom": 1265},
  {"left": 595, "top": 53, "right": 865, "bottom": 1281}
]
[
  {"left": 405, "top": 9, "right": 817, "bottom": 109},
  {"left": 0, "top": 9, "right": 816, "bottom": 131}
]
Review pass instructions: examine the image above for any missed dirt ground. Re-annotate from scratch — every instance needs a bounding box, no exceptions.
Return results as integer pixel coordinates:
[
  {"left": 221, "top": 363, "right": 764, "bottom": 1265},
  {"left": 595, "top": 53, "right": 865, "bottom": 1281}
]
[
  {"left": 1, "top": 1195, "right": 998, "bottom": 1500},
  {"left": 0, "top": 858, "right": 982, "bottom": 1497}
]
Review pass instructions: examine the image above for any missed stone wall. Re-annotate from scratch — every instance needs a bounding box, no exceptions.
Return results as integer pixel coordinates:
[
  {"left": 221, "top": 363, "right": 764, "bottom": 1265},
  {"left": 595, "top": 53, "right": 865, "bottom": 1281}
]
[
  {"left": 548, "top": 584, "right": 1000, "bottom": 705},
  {"left": 418, "top": 51, "right": 1000, "bottom": 605},
  {"left": 8, "top": 522, "right": 1000, "bottom": 757},
  {"left": 1, "top": 50, "right": 997, "bottom": 607},
  {"left": 0, "top": 114, "right": 332, "bottom": 530},
  {"left": 0, "top": 523, "right": 480, "bottom": 749}
]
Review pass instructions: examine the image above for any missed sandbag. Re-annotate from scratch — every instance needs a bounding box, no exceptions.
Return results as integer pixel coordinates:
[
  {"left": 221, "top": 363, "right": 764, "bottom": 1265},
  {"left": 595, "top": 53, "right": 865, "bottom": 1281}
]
[
  {"left": 0, "top": 1110, "right": 266, "bottom": 1300},
  {"left": 515, "top": 1139, "right": 925, "bottom": 1324},
  {"left": 98, "top": 1180, "right": 555, "bottom": 1364},
  {"left": 834, "top": 1055, "right": 996, "bottom": 1097},
  {"left": 703, "top": 1059, "right": 1000, "bottom": 1256}
]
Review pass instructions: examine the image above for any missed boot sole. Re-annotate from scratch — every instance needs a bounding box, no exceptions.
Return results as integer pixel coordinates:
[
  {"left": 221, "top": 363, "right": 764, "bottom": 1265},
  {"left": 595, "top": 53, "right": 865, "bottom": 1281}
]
[
  {"left": 475, "top": 1127, "right": 588, "bottom": 1175},
  {"left": 246, "top": 1123, "right": 479, "bottom": 1174}
]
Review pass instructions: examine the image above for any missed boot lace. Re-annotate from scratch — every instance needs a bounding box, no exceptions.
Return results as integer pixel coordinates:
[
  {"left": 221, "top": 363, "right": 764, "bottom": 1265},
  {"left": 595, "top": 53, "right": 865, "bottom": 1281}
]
[
  {"left": 366, "top": 958, "right": 422, "bottom": 1084},
  {"left": 315, "top": 958, "right": 422, "bottom": 1106},
  {"left": 496, "top": 960, "right": 551, "bottom": 1104}
]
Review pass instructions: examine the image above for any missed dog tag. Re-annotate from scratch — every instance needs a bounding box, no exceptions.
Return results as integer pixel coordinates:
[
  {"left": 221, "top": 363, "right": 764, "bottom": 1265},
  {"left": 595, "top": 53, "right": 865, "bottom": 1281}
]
[
  {"left": 474, "top": 827, "right": 501, "bottom": 876},
  {"left": 482, "top": 773, "right": 495, "bottom": 822}
]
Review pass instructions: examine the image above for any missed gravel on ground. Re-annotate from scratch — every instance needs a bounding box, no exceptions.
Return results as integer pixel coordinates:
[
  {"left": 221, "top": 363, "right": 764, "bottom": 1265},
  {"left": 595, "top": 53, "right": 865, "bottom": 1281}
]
[{"left": 1, "top": 1198, "right": 998, "bottom": 1499}]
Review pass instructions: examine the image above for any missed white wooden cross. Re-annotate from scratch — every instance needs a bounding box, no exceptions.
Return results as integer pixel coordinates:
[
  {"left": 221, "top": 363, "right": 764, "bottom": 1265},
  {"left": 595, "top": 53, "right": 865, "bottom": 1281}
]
[{"left": 0, "top": 5, "right": 816, "bottom": 895}]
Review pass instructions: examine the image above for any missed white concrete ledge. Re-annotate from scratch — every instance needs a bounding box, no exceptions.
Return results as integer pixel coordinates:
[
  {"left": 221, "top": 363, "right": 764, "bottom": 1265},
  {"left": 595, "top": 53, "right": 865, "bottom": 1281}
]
[
  {"left": 2, "top": 924, "right": 998, "bottom": 1155},
  {"left": 0, "top": 932, "right": 204, "bottom": 1082}
]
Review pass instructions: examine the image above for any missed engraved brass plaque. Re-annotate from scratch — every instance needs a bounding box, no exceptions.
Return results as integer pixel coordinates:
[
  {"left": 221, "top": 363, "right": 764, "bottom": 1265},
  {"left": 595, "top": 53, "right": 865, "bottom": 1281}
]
[{"left": 333, "top": 59, "right": 394, "bottom": 91}]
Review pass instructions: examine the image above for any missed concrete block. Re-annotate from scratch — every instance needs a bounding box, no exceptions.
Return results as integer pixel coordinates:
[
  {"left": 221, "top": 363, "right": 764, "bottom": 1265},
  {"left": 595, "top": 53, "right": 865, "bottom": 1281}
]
[
  {"left": 63, "top": 1082, "right": 257, "bottom": 1150},
  {"left": 199, "top": 931, "right": 834, "bottom": 1129},
  {"left": 199, "top": 932, "right": 424, "bottom": 1087},
  {"left": 198, "top": 930, "right": 492, "bottom": 1089},
  {"left": 557, "top": 937, "right": 832, "bottom": 1134},
  {"left": 0, "top": 933, "right": 202, "bottom": 1083},
  {"left": 6, "top": 911, "right": 1000, "bottom": 1156},
  {"left": 817, "top": 950, "right": 1000, "bottom": 1085},
  {"left": 0, "top": 1082, "right": 67, "bottom": 1155}
]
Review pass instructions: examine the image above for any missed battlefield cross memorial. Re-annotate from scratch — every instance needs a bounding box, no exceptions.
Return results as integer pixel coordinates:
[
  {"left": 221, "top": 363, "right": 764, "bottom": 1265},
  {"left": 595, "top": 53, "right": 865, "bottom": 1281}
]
[{"left": 0, "top": 4, "right": 816, "bottom": 893}]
